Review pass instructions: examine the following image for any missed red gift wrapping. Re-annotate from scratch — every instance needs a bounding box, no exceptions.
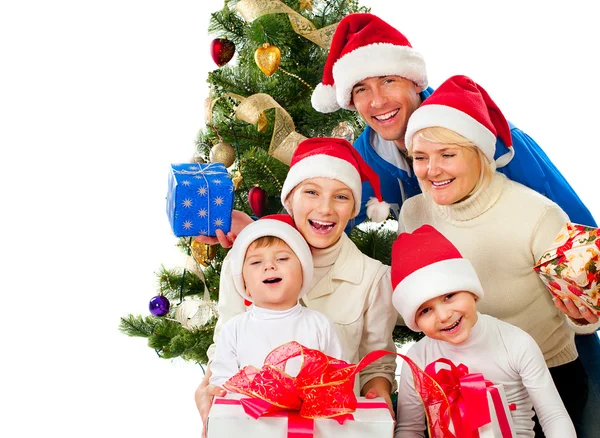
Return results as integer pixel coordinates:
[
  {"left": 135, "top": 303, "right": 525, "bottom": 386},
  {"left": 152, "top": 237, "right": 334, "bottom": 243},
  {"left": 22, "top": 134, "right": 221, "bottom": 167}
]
[{"left": 425, "top": 358, "right": 515, "bottom": 438}]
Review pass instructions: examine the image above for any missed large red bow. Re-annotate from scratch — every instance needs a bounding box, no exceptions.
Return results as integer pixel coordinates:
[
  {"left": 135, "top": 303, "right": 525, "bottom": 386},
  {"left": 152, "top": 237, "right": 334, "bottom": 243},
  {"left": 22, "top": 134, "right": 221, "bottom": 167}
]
[
  {"left": 223, "top": 343, "right": 454, "bottom": 435},
  {"left": 224, "top": 341, "right": 366, "bottom": 420},
  {"left": 425, "top": 358, "right": 493, "bottom": 438}
]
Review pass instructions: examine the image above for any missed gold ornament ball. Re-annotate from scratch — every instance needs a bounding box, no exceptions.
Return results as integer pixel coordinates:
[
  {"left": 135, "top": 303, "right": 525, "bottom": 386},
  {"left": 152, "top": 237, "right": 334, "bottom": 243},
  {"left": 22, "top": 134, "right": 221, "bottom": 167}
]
[
  {"left": 209, "top": 142, "right": 235, "bottom": 167},
  {"left": 331, "top": 121, "right": 355, "bottom": 144},
  {"left": 254, "top": 43, "right": 281, "bottom": 77},
  {"left": 191, "top": 152, "right": 206, "bottom": 164},
  {"left": 190, "top": 240, "right": 217, "bottom": 267}
]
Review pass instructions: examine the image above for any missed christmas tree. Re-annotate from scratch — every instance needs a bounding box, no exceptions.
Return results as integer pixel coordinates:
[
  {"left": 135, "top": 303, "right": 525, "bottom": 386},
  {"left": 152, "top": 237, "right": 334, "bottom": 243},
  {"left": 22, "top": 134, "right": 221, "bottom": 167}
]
[{"left": 119, "top": 0, "right": 421, "bottom": 366}]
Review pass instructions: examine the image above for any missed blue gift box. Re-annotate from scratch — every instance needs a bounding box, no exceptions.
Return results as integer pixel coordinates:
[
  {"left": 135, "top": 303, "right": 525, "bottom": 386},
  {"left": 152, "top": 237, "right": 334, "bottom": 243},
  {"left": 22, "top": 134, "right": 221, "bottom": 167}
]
[{"left": 166, "top": 163, "right": 234, "bottom": 237}]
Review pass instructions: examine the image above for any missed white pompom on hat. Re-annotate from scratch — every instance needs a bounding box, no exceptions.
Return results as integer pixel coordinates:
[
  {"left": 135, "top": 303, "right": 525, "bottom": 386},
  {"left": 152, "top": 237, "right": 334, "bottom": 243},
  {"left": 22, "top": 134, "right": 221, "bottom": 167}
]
[
  {"left": 405, "top": 75, "right": 515, "bottom": 168},
  {"left": 312, "top": 13, "right": 427, "bottom": 113},
  {"left": 229, "top": 214, "right": 313, "bottom": 303},
  {"left": 280, "top": 137, "right": 390, "bottom": 222},
  {"left": 391, "top": 225, "right": 484, "bottom": 332}
]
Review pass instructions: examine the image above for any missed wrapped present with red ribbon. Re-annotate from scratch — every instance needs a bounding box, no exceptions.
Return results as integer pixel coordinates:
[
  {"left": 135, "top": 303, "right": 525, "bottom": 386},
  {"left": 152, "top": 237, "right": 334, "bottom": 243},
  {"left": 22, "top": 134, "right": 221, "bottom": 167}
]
[
  {"left": 206, "top": 341, "right": 396, "bottom": 438},
  {"left": 208, "top": 393, "right": 393, "bottom": 438},
  {"left": 534, "top": 222, "right": 600, "bottom": 315},
  {"left": 424, "top": 358, "right": 516, "bottom": 438}
]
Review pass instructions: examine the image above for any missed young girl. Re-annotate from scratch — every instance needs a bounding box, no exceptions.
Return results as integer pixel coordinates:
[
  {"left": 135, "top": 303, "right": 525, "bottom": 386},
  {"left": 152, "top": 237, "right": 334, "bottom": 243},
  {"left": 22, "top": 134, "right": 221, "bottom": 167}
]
[
  {"left": 400, "top": 74, "right": 599, "bottom": 435},
  {"left": 196, "top": 137, "right": 398, "bottom": 434}
]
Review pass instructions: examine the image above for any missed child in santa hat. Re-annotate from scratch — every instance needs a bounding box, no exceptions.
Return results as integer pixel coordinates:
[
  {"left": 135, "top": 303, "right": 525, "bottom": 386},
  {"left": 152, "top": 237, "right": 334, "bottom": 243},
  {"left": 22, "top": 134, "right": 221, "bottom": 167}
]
[
  {"left": 196, "top": 137, "right": 398, "bottom": 430},
  {"left": 209, "top": 214, "right": 343, "bottom": 388},
  {"left": 400, "top": 74, "right": 599, "bottom": 435},
  {"left": 391, "top": 224, "right": 575, "bottom": 437}
]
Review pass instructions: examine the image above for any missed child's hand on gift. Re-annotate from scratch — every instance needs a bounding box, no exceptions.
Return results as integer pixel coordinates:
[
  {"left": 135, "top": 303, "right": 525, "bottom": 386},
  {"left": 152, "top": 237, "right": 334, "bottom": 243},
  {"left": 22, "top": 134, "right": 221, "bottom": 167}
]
[
  {"left": 553, "top": 297, "right": 599, "bottom": 325},
  {"left": 364, "top": 386, "right": 396, "bottom": 422},
  {"left": 195, "top": 381, "right": 227, "bottom": 438},
  {"left": 195, "top": 210, "right": 253, "bottom": 248}
]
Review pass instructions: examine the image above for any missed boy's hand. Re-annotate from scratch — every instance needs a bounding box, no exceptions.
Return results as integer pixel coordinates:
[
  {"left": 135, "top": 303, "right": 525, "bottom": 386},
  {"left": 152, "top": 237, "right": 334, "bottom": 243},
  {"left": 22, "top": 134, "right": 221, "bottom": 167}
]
[
  {"left": 364, "top": 387, "right": 396, "bottom": 421},
  {"left": 195, "top": 382, "right": 227, "bottom": 438},
  {"left": 553, "top": 297, "right": 599, "bottom": 325}
]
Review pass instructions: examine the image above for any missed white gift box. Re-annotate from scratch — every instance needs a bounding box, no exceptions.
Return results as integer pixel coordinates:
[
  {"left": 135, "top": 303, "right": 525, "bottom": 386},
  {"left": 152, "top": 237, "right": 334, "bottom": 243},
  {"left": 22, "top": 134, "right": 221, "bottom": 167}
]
[
  {"left": 477, "top": 384, "right": 516, "bottom": 438},
  {"left": 207, "top": 392, "right": 393, "bottom": 438}
]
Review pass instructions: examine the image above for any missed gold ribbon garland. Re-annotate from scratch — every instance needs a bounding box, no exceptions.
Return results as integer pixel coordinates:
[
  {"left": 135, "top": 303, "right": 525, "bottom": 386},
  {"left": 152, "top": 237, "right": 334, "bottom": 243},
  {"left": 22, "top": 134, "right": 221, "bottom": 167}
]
[
  {"left": 236, "top": 0, "right": 338, "bottom": 49},
  {"left": 229, "top": 92, "right": 306, "bottom": 165},
  {"left": 205, "top": 94, "right": 268, "bottom": 133}
]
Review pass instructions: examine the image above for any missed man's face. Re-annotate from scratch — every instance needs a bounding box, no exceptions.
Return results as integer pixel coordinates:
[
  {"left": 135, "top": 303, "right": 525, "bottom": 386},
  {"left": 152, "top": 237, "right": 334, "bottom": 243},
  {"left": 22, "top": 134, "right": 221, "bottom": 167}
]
[{"left": 351, "top": 76, "right": 422, "bottom": 150}]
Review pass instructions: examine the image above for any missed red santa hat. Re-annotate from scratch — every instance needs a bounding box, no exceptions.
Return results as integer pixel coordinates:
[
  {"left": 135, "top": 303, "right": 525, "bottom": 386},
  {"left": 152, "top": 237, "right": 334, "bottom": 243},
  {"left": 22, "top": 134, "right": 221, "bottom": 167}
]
[
  {"left": 229, "top": 214, "right": 314, "bottom": 303},
  {"left": 405, "top": 75, "right": 515, "bottom": 168},
  {"left": 280, "top": 137, "right": 390, "bottom": 222},
  {"left": 391, "top": 225, "right": 484, "bottom": 332},
  {"left": 311, "top": 13, "right": 428, "bottom": 113}
]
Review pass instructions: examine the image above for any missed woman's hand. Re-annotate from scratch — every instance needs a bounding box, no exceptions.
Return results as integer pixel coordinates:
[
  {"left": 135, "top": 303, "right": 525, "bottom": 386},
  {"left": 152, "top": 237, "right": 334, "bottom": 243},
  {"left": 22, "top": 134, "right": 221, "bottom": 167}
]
[
  {"left": 195, "top": 210, "right": 254, "bottom": 248},
  {"left": 194, "top": 370, "right": 227, "bottom": 438},
  {"left": 553, "top": 296, "right": 599, "bottom": 325}
]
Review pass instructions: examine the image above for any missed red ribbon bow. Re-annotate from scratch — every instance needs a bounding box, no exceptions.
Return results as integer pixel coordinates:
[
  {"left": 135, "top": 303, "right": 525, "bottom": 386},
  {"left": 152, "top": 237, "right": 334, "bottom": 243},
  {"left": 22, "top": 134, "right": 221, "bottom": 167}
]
[
  {"left": 223, "top": 341, "right": 361, "bottom": 421},
  {"left": 425, "top": 358, "right": 514, "bottom": 438}
]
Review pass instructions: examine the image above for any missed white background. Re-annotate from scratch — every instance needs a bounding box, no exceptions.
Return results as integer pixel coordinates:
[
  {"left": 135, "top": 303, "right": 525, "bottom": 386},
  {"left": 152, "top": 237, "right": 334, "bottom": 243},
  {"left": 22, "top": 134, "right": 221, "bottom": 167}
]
[{"left": 1, "top": 1, "right": 598, "bottom": 436}]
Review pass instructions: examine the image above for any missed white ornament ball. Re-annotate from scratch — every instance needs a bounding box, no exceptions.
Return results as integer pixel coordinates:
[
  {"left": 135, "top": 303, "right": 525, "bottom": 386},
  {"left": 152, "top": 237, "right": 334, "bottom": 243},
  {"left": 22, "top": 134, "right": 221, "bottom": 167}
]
[{"left": 175, "top": 300, "right": 213, "bottom": 330}]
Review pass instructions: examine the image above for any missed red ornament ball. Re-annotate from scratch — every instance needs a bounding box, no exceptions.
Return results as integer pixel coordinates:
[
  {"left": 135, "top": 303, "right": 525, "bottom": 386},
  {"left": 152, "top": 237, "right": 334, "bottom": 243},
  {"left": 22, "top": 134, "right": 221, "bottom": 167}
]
[
  {"left": 149, "top": 295, "right": 170, "bottom": 317},
  {"left": 248, "top": 185, "right": 268, "bottom": 218},
  {"left": 210, "top": 37, "right": 236, "bottom": 67}
]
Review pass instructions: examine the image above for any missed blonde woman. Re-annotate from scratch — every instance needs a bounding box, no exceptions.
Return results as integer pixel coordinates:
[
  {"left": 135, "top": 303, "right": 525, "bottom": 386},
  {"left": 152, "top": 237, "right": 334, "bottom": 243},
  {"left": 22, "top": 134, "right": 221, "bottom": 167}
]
[{"left": 400, "top": 75, "right": 599, "bottom": 437}]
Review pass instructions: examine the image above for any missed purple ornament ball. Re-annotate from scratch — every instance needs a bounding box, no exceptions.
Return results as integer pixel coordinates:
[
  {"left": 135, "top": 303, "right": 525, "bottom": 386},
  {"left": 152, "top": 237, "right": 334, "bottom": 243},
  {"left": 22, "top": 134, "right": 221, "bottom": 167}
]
[{"left": 149, "top": 295, "right": 170, "bottom": 316}]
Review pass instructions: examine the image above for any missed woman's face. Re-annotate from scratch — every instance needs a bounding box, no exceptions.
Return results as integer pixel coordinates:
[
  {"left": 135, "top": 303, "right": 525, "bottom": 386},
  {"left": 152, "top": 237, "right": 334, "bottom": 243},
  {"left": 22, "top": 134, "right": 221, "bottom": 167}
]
[
  {"left": 411, "top": 137, "right": 482, "bottom": 205},
  {"left": 286, "top": 177, "right": 355, "bottom": 249}
]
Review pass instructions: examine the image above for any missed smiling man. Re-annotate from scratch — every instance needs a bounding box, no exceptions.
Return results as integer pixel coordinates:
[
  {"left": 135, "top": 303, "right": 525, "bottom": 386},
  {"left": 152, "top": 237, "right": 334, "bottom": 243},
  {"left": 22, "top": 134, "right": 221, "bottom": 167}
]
[{"left": 311, "top": 13, "right": 596, "bottom": 230}]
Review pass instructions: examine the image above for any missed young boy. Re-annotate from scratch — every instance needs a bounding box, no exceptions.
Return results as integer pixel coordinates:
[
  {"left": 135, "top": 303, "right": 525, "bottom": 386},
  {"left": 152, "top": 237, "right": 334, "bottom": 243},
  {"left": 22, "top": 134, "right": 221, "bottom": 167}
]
[
  {"left": 391, "top": 225, "right": 576, "bottom": 438},
  {"left": 209, "top": 214, "right": 343, "bottom": 387}
]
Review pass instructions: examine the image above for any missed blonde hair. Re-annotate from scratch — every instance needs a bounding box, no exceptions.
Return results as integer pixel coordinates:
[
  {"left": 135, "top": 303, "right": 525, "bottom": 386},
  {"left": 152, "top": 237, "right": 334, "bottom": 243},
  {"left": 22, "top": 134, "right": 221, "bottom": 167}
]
[
  {"left": 248, "top": 235, "right": 286, "bottom": 250},
  {"left": 410, "top": 127, "right": 494, "bottom": 196}
]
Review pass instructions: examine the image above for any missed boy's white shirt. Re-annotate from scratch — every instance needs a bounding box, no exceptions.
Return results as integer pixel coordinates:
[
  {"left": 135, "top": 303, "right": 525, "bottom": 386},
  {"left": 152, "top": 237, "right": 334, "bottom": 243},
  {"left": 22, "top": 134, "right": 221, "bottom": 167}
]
[
  {"left": 395, "top": 313, "right": 576, "bottom": 438},
  {"left": 209, "top": 303, "right": 343, "bottom": 388}
]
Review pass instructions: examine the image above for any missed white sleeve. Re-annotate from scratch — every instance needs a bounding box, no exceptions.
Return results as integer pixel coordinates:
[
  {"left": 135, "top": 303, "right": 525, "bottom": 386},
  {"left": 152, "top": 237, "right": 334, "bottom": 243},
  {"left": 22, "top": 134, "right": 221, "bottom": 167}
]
[
  {"left": 516, "top": 332, "right": 576, "bottom": 437},
  {"left": 207, "top": 252, "right": 247, "bottom": 363},
  {"left": 208, "top": 320, "right": 240, "bottom": 388},
  {"left": 394, "top": 359, "right": 427, "bottom": 438},
  {"left": 358, "top": 266, "right": 399, "bottom": 391}
]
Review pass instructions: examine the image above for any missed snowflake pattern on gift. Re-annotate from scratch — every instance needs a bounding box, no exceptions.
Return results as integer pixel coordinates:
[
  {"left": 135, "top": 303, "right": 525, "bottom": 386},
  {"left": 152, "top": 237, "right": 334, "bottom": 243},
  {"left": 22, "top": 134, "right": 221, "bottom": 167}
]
[
  {"left": 535, "top": 222, "right": 600, "bottom": 315},
  {"left": 168, "top": 163, "right": 234, "bottom": 238}
]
